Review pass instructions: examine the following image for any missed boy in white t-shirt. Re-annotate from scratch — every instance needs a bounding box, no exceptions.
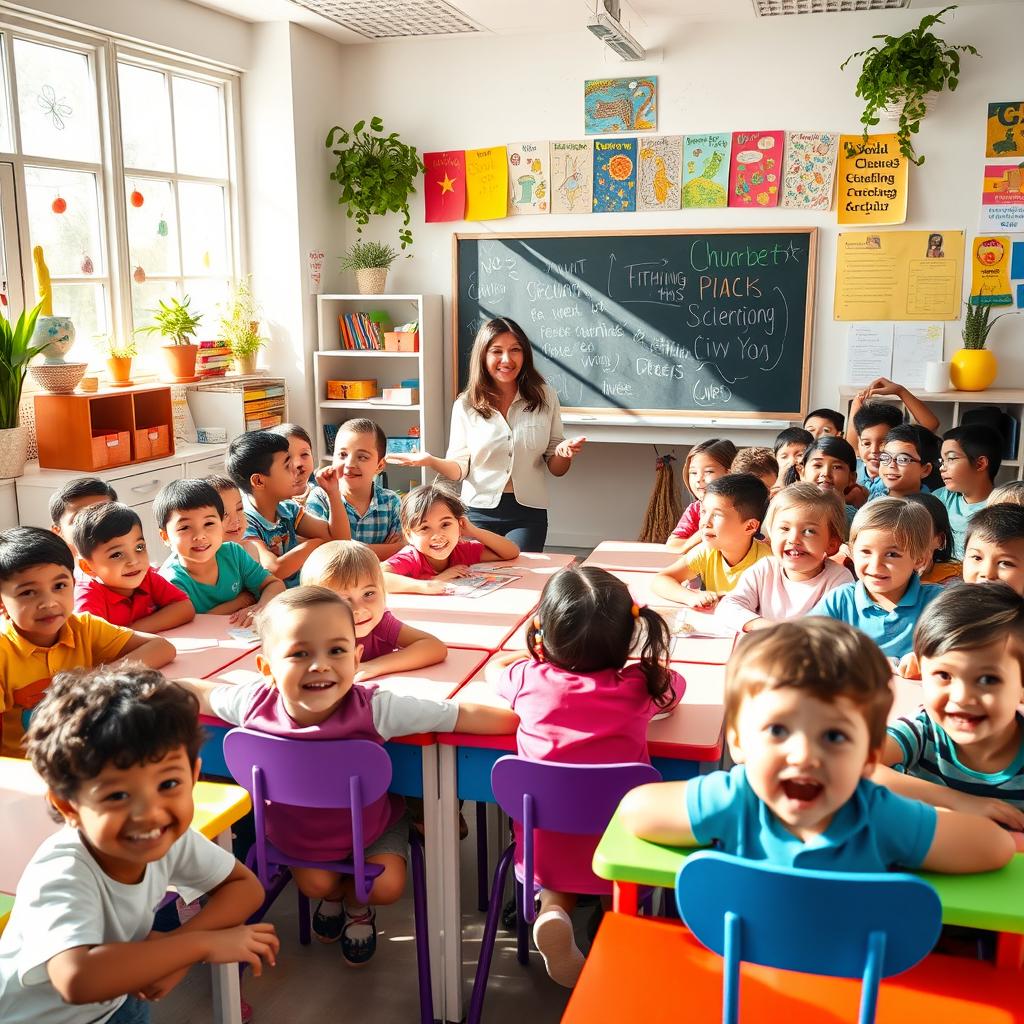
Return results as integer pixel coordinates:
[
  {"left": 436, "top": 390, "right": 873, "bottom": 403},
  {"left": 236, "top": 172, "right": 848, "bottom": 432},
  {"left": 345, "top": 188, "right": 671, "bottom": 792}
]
[{"left": 0, "top": 668, "right": 278, "bottom": 1024}]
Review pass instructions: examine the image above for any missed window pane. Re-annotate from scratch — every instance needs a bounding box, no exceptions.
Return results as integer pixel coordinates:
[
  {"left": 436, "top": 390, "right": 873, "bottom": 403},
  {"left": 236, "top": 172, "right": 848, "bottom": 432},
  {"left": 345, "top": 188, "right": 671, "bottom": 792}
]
[
  {"left": 179, "top": 181, "right": 228, "bottom": 275},
  {"left": 172, "top": 76, "right": 226, "bottom": 177},
  {"left": 14, "top": 38, "right": 99, "bottom": 162},
  {"left": 50, "top": 283, "right": 107, "bottom": 360},
  {"left": 131, "top": 278, "right": 180, "bottom": 338},
  {"left": 26, "top": 166, "right": 104, "bottom": 278},
  {"left": 126, "top": 178, "right": 179, "bottom": 276},
  {"left": 184, "top": 278, "right": 228, "bottom": 337},
  {"left": 0, "top": 37, "right": 14, "bottom": 153},
  {"left": 118, "top": 63, "right": 173, "bottom": 171}
]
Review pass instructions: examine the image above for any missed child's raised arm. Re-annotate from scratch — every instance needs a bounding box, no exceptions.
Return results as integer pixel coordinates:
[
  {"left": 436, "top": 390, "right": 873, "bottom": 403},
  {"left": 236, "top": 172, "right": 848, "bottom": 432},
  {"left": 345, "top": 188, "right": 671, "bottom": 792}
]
[
  {"left": 920, "top": 807, "right": 1015, "bottom": 873},
  {"left": 666, "top": 532, "right": 702, "bottom": 555},
  {"left": 302, "top": 466, "right": 352, "bottom": 542},
  {"left": 618, "top": 781, "right": 697, "bottom": 847},
  {"left": 461, "top": 517, "right": 520, "bottom": 562}
]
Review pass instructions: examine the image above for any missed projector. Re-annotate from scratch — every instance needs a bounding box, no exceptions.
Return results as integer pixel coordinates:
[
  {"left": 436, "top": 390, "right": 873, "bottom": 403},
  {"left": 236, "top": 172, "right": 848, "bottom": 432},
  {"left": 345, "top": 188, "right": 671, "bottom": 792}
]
[{"left": 587, "top": 2, "right": 646, "bottom": 62}]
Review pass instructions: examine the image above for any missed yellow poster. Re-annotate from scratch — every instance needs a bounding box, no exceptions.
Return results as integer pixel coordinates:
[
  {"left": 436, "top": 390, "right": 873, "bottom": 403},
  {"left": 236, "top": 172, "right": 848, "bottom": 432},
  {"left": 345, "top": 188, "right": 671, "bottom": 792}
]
[
  {"left": 465, "top": 146, "right": 508, "bottom": 221},
  {"left": 834, "top": 230, "right": 964, "bottom": 321},
  {"left": 970, "top": 235, "right": 1013, "bottom": 305},
  {"left": 836, "top": 134, "right": 908, "bottom": 226},
  {"left": 986, "top": 102, "right": 1024, "bottom": 159}
]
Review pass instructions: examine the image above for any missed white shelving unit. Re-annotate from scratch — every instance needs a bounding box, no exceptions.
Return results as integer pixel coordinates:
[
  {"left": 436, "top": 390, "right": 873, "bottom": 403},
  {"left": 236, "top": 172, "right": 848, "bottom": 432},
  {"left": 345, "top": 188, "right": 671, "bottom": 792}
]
[{"left": 314, "top": 294, "right": 443, "bottom": 495}]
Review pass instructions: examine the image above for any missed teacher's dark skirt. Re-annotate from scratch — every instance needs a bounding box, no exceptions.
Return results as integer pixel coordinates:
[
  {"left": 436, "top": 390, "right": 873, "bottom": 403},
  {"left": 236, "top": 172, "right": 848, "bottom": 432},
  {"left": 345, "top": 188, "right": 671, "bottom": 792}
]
[{"left": 466, "top": 492, "right": 548, "bottom": 552}]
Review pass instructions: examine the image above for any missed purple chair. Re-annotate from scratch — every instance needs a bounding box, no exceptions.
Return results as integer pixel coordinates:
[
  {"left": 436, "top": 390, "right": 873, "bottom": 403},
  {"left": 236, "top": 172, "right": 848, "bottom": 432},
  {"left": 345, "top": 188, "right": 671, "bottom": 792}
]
[
  {"left": 468, "top": 756, "right": 660, "bottom": 1024},
  {"left": 222, "top": 729, "right": 434, "bottom": 1024}
]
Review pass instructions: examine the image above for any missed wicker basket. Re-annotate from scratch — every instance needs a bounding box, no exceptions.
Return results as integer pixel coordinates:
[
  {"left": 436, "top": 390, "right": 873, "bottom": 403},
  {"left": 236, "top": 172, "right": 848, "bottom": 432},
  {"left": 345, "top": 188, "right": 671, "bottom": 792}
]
[
  {"left": 29, "top": 361, "right": 88, "bottom": 394},
  {"left": 355, "top": 268, "right": 389, "bottom": 295}
]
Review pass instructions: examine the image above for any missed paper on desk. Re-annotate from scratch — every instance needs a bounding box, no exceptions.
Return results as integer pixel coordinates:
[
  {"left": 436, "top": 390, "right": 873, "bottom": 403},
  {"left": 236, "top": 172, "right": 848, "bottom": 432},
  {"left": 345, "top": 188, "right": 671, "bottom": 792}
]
[
  {"left": 892, "top": 323, "right": 943, "bottom": 389},
  {"left": 227, "top": 627, "right": 260, "bottom": 643},
  {"left": 444, "top": 571, "right": 523, "bottom": 598},
  {"left": 845, "top": 322, "right": 893, "bottom": 386}
]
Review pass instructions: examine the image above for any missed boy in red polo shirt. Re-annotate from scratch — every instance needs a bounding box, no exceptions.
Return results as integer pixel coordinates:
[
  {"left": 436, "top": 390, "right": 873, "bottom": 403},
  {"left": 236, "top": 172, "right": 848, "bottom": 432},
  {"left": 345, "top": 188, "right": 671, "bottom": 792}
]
[{"left": 73, "top": 502, "right": 195, "bottom": 630}]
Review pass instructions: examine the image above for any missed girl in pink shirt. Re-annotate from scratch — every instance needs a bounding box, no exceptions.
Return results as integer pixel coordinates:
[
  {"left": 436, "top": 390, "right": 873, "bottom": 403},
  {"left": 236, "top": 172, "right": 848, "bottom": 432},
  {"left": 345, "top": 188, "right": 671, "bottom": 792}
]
[
  {"left": 486, "top": 565, "right": 683, "bottom": 987},
  {"left": 667, "top": 439, "right": 737, "bottom": 553}
]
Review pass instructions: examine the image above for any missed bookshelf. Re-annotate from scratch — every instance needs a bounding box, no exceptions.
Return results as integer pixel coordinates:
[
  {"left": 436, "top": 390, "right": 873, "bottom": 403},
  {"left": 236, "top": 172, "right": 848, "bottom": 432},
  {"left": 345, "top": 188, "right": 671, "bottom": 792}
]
[{"left": 314, "top": 294, "right": 443, "bottom": 495}]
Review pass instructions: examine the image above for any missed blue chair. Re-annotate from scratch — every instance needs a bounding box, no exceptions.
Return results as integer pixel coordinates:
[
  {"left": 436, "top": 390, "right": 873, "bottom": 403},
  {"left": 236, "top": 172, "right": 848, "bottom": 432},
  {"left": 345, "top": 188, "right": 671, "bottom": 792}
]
[{"left": 675, "top": 851, "right": 942, "bottom": 1024}]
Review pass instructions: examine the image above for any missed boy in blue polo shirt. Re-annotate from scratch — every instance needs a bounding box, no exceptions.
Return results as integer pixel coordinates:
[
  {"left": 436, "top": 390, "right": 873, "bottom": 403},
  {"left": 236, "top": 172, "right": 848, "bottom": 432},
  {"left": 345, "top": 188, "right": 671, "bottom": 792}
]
[
  {"left": 807, "top": 498, "right": 941, "bottom": 661},
  {"left": 618, "top": 618, "right": 1013, "bottom": 874},
  {"left": 934, "top": 424, "right": 1002, "bottom": 558}
]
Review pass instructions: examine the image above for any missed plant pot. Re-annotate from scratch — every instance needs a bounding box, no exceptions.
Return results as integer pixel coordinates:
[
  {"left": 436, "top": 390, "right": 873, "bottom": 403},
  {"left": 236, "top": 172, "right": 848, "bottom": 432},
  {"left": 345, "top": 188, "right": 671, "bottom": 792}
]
[
  {"left": 29, "top": 361, "right": 87, "bottom": 394},
  {"left": 161, "top": 343, "right": 200, "bottom": 383},
  {"left": 950, "top": 348, "right": 998, "bottom": 391},
  {"left": 235, "top": 353, "right": 258, "bottom": 375},
  {"left": 355, "top": 268, "right": 388, "bottom": 295},
  {"left": 0, "top": 423, "right": 28, "bottom": 479},
  {"left": 882, "top": 95, "right": 934, "bottom": 122},
  {"left": 106, "top": 356, "right": 133, "bottom": 387},
  {"left": 33, "top": 316, "right": 76, "bottom": 363}
]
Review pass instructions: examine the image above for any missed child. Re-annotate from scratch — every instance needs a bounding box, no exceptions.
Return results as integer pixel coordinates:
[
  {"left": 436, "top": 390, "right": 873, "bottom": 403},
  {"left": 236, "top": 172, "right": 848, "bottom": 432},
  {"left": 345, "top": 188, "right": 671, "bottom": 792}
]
[
  {"left": 792, "top": 435, "right": 859, "bottom": 529},
  {"left": 0, "top": 668, "right": 277, "bottom": 1022},
  {"left": 182, "top": 586, "right": 517, "bottom": 964},
  {"left": 383, "top": 484, "right": 520, "bottom": 595},
  {"left": 730, "top": 447, "right": 779, "bottom": 491},
  {"left": 206, "top": 474, "right": 262, "bottom": 561},
  {"left": 666, "top": 439, "right": 737, "bottom": 553},
  {"left": 300, "top": 540, "right": 446, "bottom": 680},
  {"left": 0, "top": 527, "right": 175, "bottom": 758},
  {"left": 962, "top": 504, "right": 1024, "bottom": 596},
  {"left": 156, "top": 479, "right": 285, "bottom": 622},
  {"left": 48, "top": 477, "right": 117, "bottom": 554},
  {"left": 905, "top": 493, "right": 962, "bottom": 585},
  {"left": 226, "top": 429, "right": 350, "bottom": 587},
  {"left": 877, "top": 583, "right": 1024, "bottom": 829},
  {"left": 483, "top": 565, "right": 682, "bottom": 987},
  {"left": 808, "top": 498, "right": 941, "bottom": 661},
  {"left": 72, "top": 502, "right": 195, "bottom": 630},
  {"left": 270, "top": 422, "right": 318, "bottom": 508},
  {"left": 989, "top": 481, "right": 1024, "bottom": 507},
  {"left": 872, "top": 424, "right": 938, "bottom": 498},
  {"left": 652, "top": 474, "right": 771, "bottom": 610},
  {"left": 772, "top": 427, "right": 812, "bottom": 493},
  {"left": 803, "top": 407, "right": 844, "bottom": 439},
  {"left": 934, "top": 424, "right": 1003, "bottom": 558},
  {"left": 618, "top": 618, "right": 1013, "bottom": 873},
  {"left": 716, "top": 484, "right": 852, "bottom": 632}
]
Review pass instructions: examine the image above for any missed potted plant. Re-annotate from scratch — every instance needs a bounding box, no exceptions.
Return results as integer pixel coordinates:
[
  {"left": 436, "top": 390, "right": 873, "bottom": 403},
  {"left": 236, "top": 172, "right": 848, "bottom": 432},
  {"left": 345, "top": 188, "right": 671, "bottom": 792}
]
[
  {"left": 339, "top": 240, "right": 401, "bottom": 296},
  {"left": 950, "top": 300, "right": 1021, "bottom": 391},
  {"left": 137, "top": 295, "right": 202, "bottom": 382},
  {"left": 326, "top": 116, "right": 425, "bottom": 250},
  {"left": 840, "top": 5, "right": 979, "bottom": 165},
  {"left": 100, "top": 334, "right": 138, "bottom": 387},
  {"left": 219, "top": 276, "right": 267, "bottom": 375},
  {"left": 0, "top": 301, "right": 45, "bottom": 478}
]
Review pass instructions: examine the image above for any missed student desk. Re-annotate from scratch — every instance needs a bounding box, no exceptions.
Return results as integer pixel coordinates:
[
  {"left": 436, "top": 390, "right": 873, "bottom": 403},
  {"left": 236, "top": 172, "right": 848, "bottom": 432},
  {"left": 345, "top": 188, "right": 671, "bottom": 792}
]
[
  {"left": 0, "top": 756, "right": 252, "bottom": 1024},
  {"left": 583, "top": 540, "right": 680, "bottom": 573},
  {"left": 162, "top": 613, "right": 262, "bottom": 679}
]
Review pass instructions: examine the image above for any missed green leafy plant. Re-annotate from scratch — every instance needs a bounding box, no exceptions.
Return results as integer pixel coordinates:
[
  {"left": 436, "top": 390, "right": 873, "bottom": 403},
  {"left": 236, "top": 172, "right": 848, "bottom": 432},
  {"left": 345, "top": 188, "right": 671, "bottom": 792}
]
[
  {"left": 0, "top": 301, "right": 45, "bottom": 429},
  {"left": 339, "top": 240, "right": 401, "bottom": 272},
  {"left": 98, "top": 333, "right": 138, "bottom": 359},
  {"left": 840, "top": 5, "right": 979, "bottom": 165},
  {"left": 137, "top": 295, "right": 202, "bottom": 346},
  {"left": 962, "top": 300, "right": 1020, "bottom": 350},
  {"left": 219, "top": 276, "right": 266, "bottom": 359},
  {"left": 326, "top": 116, "right": 425, "bottom": 249}
]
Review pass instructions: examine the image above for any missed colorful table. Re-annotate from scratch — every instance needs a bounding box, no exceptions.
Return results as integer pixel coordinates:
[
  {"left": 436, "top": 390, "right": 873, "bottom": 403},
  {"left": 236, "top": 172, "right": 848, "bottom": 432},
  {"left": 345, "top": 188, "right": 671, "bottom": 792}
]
[{"left": 583, "top": 540, "right": 681, "bottom": 573}]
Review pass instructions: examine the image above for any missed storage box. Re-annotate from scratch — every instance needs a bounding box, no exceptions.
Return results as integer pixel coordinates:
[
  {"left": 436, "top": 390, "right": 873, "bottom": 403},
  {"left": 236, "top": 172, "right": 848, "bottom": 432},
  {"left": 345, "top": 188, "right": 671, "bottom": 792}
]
[
  {"left": 380, "top": 387, "right": 419, "bottom": 405},
  {"left": 382, "top": 331, "right": 419, "bottom": 353},
  {"left": 134, "top": 424, "right": 171, "bottom": 461},
  {"left": 386, "top": 436, "right": 421, "bottom": 455},
  {"left": 91, "top": 430, "right": 131, "bottom": 468},
  {"left": 327, "top": 379, "right": 378, "bottom": 401}
]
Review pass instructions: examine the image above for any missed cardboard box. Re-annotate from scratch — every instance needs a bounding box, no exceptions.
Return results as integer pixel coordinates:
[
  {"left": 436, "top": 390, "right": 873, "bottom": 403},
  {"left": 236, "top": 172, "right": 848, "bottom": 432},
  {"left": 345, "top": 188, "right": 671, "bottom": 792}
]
[
  {"left": 91, "top": 430, "right": 131, "bottom": 469},
  {"left": 134, "top": 424, "right": 171, "bottom": 461},
  {"left": 396, "top": 331, "right": 419, "bottom": 352},
  {"left": 380, "top": 387, "right": 419, "bottom": 405},
  {"left": 386, "top": 436, "right": 421, "bottom": 455},
  {"left": 326, "top": 379, "right": 378, "bottom": 400}
]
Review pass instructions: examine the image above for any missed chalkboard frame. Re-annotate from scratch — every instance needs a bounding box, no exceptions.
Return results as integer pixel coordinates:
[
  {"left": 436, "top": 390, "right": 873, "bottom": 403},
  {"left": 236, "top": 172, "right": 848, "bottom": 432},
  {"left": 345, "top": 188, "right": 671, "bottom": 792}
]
[{"left": 452, "top": 227, "right": 817, "bottom": 422}]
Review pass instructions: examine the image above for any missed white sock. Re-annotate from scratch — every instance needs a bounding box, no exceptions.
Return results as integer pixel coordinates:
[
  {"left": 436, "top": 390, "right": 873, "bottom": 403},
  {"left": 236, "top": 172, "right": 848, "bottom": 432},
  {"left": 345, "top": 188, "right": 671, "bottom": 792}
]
[{"left": 319, "top": 899, "right": 343, "bottom": 918}]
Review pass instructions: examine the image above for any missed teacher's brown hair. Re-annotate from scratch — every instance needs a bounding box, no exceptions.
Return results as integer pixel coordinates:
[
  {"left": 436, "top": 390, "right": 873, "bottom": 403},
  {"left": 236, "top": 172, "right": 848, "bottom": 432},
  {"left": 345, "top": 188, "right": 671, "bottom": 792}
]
[{"left": 465, "top": 317, "right": 548, "bottom": 418}]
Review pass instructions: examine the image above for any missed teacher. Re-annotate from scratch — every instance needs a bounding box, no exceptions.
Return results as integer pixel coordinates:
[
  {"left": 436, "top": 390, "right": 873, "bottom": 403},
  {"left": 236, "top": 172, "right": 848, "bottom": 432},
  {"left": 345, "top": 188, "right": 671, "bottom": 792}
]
[{"left": 388, "top": 317, "right": 585, "bottom": 551}]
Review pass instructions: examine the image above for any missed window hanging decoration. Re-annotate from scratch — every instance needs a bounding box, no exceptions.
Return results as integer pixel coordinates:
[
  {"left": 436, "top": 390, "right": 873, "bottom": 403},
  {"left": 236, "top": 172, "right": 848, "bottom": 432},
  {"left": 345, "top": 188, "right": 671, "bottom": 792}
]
[
  {"left": 133, "top": 265, "right": 146, "bottom": 283},
  {"left": 130, "top": 188, "right": 144, "bottom": 208},
  {"left": 37, "top": 84, "right": 72, "bottom": 131},
  {"left": 51, "top": 195, "right": 66, "bottom": 214}
]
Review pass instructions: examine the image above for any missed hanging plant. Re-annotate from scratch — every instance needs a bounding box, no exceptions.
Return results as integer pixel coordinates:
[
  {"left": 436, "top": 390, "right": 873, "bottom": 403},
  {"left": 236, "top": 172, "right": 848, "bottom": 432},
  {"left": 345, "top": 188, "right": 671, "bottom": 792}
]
[
  {"left": 840, "top": 5, "right": 979, "bottom": 166},
  {"left": 326, "top": 116, "right": 425, "bottom": 250}
]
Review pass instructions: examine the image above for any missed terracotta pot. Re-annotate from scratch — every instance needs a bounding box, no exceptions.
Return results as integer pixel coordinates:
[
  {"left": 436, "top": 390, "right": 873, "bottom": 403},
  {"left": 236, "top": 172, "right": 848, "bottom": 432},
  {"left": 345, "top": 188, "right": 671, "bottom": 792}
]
[
  {"left": 950, "top": 348, "right": 998, "bottom": 392},
  {"left": 355, "top": 268, "right": 388, "bottom": 295},
  {"left": 161, "top": 344, "right": 199, "bottom": 383},
  {"left": 235, "top": 352, "right": 257, "bottom": 375},
  {"left": 107, "top": 356, "right": 133, "bottom": 385},
  {"left": 0, "top": 424, "right": 28, "bottom": 479}
]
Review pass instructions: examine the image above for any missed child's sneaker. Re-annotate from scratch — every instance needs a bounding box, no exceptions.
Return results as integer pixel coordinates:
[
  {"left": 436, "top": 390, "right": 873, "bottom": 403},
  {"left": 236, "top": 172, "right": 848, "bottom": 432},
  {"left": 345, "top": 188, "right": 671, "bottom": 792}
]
[
  {"left": 340, "top": 904, "right": 377, "bottom": 966},
  {"left": 311, "top": 900, "right": 344, "bottom": 944},
  {"left": 533, "top": 907, "right": 584, "bottom": 987}
]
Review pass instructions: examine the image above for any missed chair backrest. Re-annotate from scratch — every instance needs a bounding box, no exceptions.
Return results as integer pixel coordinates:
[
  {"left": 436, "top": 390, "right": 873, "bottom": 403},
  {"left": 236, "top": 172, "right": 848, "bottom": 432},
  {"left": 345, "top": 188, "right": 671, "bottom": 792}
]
[{"left": 675, "top": 851, "right": 942, "bottom": 1024}]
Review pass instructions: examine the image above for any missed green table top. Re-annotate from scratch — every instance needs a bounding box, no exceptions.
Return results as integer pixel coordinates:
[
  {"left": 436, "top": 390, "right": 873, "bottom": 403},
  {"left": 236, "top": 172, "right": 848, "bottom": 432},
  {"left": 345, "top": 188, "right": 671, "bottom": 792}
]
[{"left": 594, "top": 807, "right": 1024, "bottom": 935}]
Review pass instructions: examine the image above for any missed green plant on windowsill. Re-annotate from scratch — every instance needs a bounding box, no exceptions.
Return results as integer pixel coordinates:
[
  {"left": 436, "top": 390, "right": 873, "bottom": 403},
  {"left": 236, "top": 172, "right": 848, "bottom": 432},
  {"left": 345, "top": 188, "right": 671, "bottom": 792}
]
[
  {"left": 0, "top": 301, "right": 45, "bottom": 429},
  {"left": 137, "top": 295, "right": 203, "bottom": 345},
  {"left": 962, "top": 300, "right": 1020, "bottom": 350},
  {"left": 98, "top": 334, "right": 138, "bottom": 360},
  {"left": 219, "top": 276, "right": 267, "bottom": 359}
]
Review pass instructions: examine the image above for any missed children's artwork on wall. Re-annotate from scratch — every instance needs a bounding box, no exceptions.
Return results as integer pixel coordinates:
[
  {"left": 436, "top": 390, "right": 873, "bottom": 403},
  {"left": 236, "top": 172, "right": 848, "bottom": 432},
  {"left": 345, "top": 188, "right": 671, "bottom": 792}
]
[
  {"left": 728, "top": 131, "right": 783, "bottom": 208},
  {"left": 465, "top": 146, "right": 508, "bottom": 221},
  {"left": 986, "top": 102, "right": 1024, "bottom": 158},
  {"left": 507, "top": 142, "right": 550, "bottom": 215},
  {"left": 781, "top": 131, "right": 839, "bottom": 211},
  {"left": 637, "top": 135, "right": 682, "bottom": 212},
  {"left": 836, "top": 134, "right": 907, "bottom": 225},
  {"left": 681, "top": 134, "right": 731, "bottom": 209},
  {"left": 592, "top": 137, "right": 637, "bottom": 212},
  {"left": 584, "top": 77, "right": 657, "bottom": 135},
  {"left": 981, "top": 162, "right": 1024, "bottom": 232},
  {"left": 550, "top": 140, "right": 594, "bottom": 215},
  {"left": 971, "top": 236, "right": 1014, "bottom": 306},
  {"left": 423, "top": 150, "right": 466, "bottom": 222}
]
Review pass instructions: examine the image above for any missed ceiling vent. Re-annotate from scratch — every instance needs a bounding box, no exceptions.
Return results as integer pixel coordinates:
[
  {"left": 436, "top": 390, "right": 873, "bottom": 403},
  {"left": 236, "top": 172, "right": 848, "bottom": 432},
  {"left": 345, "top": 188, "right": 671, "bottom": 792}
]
[
  {"left": 587, "top": 0, "right": 646, "bottom": 61},
  {"left": 285, "top": 0, "right": 483, "bottom": 39},
  {"left": 752, "top": 0, "right": 910, "bottom": 15}
]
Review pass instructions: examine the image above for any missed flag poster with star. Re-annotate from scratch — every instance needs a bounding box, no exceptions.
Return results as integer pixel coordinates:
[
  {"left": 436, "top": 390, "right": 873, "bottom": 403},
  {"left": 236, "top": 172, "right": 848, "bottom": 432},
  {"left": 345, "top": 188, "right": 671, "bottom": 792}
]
[
  {"left": 507, "top": 141, "right": 550, "bottom": 215},
  {"left": 592, "top": 137, "right": 637, "bottom": 213},
  {"left": 423, "top": 150, "right": 466, "bottom": 222}
]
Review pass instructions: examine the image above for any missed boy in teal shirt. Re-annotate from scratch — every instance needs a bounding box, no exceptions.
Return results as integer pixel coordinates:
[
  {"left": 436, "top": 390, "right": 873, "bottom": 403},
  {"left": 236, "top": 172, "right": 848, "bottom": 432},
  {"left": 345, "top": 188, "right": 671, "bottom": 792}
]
[{"left": 934, "top": 424, "right": 1002, "bottom": 558}]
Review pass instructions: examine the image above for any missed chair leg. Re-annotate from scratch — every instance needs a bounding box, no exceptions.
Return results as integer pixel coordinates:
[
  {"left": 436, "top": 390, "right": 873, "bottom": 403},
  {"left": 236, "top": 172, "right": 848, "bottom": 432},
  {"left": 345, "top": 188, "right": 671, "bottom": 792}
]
[
  {"left": 297, "top": 890, "right": 311, "bottom": 946},
  {"left": 467, "top": 844, "right": 515, "bottom": 1024},
  {"left": 408, "top": 830, "right": 435, "bottom": 1024},
  {"left": 476, "top": 801, "right": 488, "bottom": 912},
  {"left": 514, "top": 879, "right": 530, "bottom": 965}
]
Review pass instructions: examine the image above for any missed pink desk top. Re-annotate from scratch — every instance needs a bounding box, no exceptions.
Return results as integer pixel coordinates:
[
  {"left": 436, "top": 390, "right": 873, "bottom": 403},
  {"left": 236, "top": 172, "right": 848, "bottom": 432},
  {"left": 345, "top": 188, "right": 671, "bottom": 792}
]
[
  {"left": 583, "top": 541, "right": 680, "bottom": 574},
  {"left": 437, "top": 655, "right": 725, "bottom": 763},
  {"left": 161, "top": 614, "right": 261, "bottom": 679}
]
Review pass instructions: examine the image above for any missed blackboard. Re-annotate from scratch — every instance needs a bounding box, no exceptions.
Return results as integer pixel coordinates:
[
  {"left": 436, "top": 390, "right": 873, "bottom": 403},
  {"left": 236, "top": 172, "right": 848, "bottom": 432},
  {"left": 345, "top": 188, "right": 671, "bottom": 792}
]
[{"left": 453, "top": 228, "right": 817, "bottom": 420}]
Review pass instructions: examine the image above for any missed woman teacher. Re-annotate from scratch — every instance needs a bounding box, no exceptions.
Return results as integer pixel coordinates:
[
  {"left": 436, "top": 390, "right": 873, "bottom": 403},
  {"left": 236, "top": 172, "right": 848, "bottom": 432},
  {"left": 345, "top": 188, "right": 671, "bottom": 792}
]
[{"left": 388, "top": 317, "right": 585, "bottom": 551}]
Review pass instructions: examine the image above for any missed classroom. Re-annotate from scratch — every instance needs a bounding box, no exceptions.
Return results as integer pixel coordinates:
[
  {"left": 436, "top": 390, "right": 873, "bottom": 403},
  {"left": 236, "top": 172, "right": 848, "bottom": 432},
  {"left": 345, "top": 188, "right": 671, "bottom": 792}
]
[{"left": 2, "top": 1, "right": 1024, "bottom": 1023}]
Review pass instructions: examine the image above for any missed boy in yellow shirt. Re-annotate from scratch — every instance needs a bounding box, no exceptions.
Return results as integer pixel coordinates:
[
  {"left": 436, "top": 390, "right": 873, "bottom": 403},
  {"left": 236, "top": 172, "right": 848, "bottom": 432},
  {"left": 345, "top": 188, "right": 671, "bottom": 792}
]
[
  {"left": 0, "top": 527, "right": 175, "bottom": 756},
  {"left": 652, "top": 474, "right": 772, "bottom": 610}
]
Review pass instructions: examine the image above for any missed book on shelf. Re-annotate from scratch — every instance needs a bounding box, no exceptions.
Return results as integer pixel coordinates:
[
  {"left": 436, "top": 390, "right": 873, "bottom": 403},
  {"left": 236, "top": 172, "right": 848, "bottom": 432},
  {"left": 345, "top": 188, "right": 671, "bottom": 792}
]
[
  {"left": 244, "top": 397, "right": 286, "bottom": 415},
  {"left": 246, "top": 414, "right": 283, "bottom": 429},
  {"left": 243, "top": 385, "right": 285, "bottom": 401},
  {"left": 338, "top": 312, "right": 383, "bottom": 351},
  {"left": 197, "top": 345, "right": 231, "bottom": 357}
]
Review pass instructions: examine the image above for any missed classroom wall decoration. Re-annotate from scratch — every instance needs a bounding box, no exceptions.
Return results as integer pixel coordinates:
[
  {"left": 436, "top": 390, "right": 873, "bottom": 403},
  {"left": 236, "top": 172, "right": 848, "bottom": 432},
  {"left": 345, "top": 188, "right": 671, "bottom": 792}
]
[
  {"left": 980, "top": 162, "right": 1024, "bottom": 232},
  {"left": 781, "top": 131, "right": 839, "bottom": 211},
  {"left": 465, "top": 146, "right": 508, "bottom": 221},
  {"left": 593, "top": 137, "right": 637, "bottom": 212},
  {"left": 971, "top": 235, "right": 1013, "bottom": 305},
  {"left": 681, "top": 133, "right": 731, "bottom": 209},
  {"left": 423, "top": 150, "right": 466, "bottom": 222},
  {"left": 584, "top": 77, "right": 657, "bottom": 135},
  {"left": 550, "top": 140, "right": 594, "bottom": 214},
  {"left": 728, "top": 131, "right": 783, "bottom": 208},
  {"left": 986, "top": 102, "right": 1024, "bottom": 158},
  {"left": 836, "top": 133, "right": 907, "bottom": 225},
  {"left": 507, "top": 142, "right": 550, "bottom": 215},
  {"left": 637, "top": 135, "right": 681, "bottom": 212}
]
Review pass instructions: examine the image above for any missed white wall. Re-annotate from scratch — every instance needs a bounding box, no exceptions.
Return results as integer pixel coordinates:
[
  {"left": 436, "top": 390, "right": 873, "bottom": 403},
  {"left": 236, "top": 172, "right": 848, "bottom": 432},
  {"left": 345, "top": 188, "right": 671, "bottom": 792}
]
[{"left": 324, "top": 3, "right": 1024, "bottom": 545}]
